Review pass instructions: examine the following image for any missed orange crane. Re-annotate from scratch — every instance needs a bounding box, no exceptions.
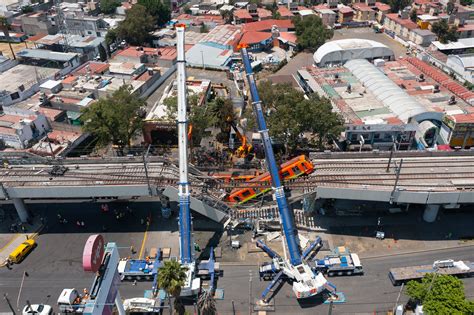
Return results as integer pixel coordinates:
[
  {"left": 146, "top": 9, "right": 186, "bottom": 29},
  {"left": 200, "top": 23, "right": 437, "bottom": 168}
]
[{"left": 227, "top": 117, "right": 253, "bottom": 159}]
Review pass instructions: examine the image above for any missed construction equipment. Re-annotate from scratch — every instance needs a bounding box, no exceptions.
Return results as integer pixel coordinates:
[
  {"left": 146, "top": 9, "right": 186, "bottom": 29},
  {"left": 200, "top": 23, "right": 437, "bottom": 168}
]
[
  {"left": 388, "top": 259, "right": 473, "bottom": 286},
  {"left": 313, "top": 246, "right": 364, "bottom": 277},
  {"left": 174, "top": 24, "right": 220, "bottom": 297},
  {"left": 227, "top": 117, "right": 253, "bottom": 159},
  {"left": 239, "top": 44, "right": 336, "bottom": 301},
  {"left": 58, "top": 235, "right": 126, "bottom": 315}
]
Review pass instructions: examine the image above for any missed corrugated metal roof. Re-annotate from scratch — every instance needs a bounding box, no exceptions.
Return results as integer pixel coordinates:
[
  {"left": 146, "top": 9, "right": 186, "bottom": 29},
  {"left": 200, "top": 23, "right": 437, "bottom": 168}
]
[
  {"left": 345, "top": 59, "right": 426, "bottom": 123},
  {"left": 17, "top": 49, "right": 78, "bottom": 62}
]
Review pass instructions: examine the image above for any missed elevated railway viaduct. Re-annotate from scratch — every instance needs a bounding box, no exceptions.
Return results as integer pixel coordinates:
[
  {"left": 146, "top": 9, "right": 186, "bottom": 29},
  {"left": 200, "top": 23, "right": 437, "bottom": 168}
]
[{"left": 0, "top": 151, "right": 473, "bottom": 223}]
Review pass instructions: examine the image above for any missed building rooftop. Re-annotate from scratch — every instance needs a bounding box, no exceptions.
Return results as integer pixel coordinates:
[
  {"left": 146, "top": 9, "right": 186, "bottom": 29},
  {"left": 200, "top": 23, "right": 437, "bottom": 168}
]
[
  {"left": 374, "top": 2, "right": 391, "bottom": 11},
  {"left": 29, "top": 33, "right": 104, "bottom": 49},
  {"left": 385, "top": 13, "right": 418, "bottom": 29},
  {"left": 257, "top": 8, "right": 272, "bottom": 18},
  {"left": 200, "top": 24, "right": 242, "bottom": 48},
  {"left": 0, "top": 64, "right": 58, "bottom": 94},
  {"left": 300, "top": 58, "right": 473, "bottom": 125},
  {"left": 317, "top": 8, "right": 336, "bottom": 14},
  {"left": 277, "top": 6, "right": 294, "bottom": 17},
  {"left": 352, "top": 3, "right": 374, "bottom": 11},
  {"left": 234, "top": 9, "right": 253, "bottom": 19},
  {"left": 314, "top": 39, "right": 392, "bottom": 64},
  {"left": 17, "top": 49, "right": 78, "bottom": 62},
  {"left": 115, "top": 46, "right": 178, "bottom": 61},
  {"left": 239, "top": 31, "right": 272, "bottom": 45},
  {"left": 74, "top": 62, "right": 110, "bottom": 75},
  {"left": 243, "top": 19, "right": 294, "bottom": 32},
  {"left": 432, "top": 37, "right": 474, "bottom": 50}
]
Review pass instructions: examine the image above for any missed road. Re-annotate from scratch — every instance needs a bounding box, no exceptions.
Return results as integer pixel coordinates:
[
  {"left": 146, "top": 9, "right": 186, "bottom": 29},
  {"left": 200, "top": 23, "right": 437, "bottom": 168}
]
[{"left": 1, "top": 214, "right": 472, "bottom": 315}]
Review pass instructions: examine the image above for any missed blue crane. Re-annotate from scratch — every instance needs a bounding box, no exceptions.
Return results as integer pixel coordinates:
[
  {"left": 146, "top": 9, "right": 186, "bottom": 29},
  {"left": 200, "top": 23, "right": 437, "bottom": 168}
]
[{"left": 239, "top": 45, "right": 337, "bottom": 301}]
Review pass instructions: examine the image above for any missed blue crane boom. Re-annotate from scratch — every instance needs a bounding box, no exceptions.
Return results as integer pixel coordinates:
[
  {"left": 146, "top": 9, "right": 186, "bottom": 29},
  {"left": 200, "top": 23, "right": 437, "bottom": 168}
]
[{"left": 240, "top": 46, "right": 302, "bottom": 266}]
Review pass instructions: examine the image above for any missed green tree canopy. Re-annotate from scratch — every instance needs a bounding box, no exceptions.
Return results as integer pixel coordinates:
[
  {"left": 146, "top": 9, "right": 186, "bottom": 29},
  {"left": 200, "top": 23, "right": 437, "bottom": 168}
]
[
  {"left": 410, "top": 9, "right": 417, "bottom": 22},
  {"left": 406, "top": 274, "right": 474, "bottom": 315},
  {"left": 80, "top": 85, "right": 145, "bottom": 149},
  {"left": 432, "top": 19, "right": 458, "bottom": 44},
  {"left": 98, "top": 44, "right": 108, "bottom": 61},
  {"left": 460, "top": 0, "right": 471, "bottom": 5},
  {"left": 157, "top": 260, "right": 188, "bottom": 314},
  {"left": 293, "top": 15, "right": 333, "bottom": 52},
  {"left": 116, "top": 4, "right": 155, "bottom": 46},
  {"left": 245, "top": 81, "right": 344, "bottom": 152},
  {"left": 99, "top": 0, "right": 120, "bottom": 14},
  {"left": 163, "top": 94, "right": 218, "bottom": 145},
  {"left": 382, "top": 0, "right": 411, "bottom": 13},
  {"left": 137, "top": 0, "right": 171, "bottom": 27}
]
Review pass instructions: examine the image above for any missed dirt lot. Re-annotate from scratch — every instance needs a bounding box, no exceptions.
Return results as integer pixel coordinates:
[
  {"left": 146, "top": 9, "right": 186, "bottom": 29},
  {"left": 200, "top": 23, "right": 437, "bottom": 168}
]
[{"left": 0, "top": 41, "right": 29, "bottom": 59}]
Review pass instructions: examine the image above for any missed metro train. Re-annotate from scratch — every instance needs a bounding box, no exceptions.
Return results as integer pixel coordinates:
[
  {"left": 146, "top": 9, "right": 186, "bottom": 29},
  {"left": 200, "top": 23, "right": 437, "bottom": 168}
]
[{"left": 228, "top": 155, "right": 314, "bottom": 204}]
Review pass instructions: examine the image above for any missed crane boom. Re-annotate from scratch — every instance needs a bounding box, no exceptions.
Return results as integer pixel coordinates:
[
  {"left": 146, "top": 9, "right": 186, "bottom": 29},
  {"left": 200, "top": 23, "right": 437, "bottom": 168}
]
[
  {"left": 240, "top": 46, "right": 301, "bottom": 266},
  {"left": 176, "top": 24, "right": 192, "bottom": 264}
]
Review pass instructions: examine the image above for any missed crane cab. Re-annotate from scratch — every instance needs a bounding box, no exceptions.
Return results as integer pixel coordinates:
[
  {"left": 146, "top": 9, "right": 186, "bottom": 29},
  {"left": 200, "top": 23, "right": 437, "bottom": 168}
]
[{"left": 290, "top": 264, "right": 327, "bottom": 299}]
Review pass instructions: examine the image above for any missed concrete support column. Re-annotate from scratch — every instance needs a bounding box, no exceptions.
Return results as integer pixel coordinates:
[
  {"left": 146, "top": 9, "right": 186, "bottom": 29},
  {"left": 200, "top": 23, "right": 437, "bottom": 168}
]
[
  {"left": 13, "top": 198, "right": 29, "bottom": 223},
  {"left": 423, "top": 204, "right": 440, "bottom": 223}
]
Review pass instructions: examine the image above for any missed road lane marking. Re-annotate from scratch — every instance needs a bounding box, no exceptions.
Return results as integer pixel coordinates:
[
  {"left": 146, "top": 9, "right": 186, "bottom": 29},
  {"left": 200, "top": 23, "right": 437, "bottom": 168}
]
[{"left": 138, "top": 222, "right": 150, "bottom": 259}]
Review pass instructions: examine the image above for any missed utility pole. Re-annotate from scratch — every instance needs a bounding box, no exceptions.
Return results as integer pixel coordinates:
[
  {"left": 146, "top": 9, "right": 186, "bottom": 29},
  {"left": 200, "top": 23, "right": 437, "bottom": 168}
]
[
  {"left": 389, "top": 158, "right": 403, "bottom": 204},
  {"left": 248, "top": 270, "right": 252, "bottom": 315},
  {"left": 16, "top": 271, "right": 28, "bottom": 311},
  {"left": 232, "top": 300, "right": 235, "bottom": 315},
  {"left": 393, "top": 283, "right": 404, "bottom": 313},
  {"left": 4, "top": 293, "right": 16, "bottom": 315},
  {"left": 143, "top": 144, "right": 152, "bottom": 196},
  {"left": 386, "top": 142, "right": 395, "bottom": 173}
]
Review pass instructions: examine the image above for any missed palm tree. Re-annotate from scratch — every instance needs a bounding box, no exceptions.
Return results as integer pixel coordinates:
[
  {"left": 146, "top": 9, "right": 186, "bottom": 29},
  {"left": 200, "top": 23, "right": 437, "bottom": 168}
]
[
  {"left": 197, "top": 290, "right": 217, "bottom": 315},
  {"left": 157, "top": 260, "right": 188, "bottom": 315}
]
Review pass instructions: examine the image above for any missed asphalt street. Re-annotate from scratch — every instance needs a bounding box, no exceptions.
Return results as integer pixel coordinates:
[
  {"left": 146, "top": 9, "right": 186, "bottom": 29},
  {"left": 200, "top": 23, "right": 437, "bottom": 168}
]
[{"left": 1, "top": 207, "right": 472, "bottom": 315}]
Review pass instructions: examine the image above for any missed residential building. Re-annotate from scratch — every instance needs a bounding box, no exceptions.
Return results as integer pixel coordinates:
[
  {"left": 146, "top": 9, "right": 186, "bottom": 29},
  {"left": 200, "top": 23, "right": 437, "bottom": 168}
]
[
  {"left": 409, "top": 28, "right": 437, "bottom": 46},
  {"left": 277, "top": 6, "right": 294, "bottom": 19},
  {"left": 242, "top": 19, "right": 294, "bottom": 32},
  {"left": 0, "top": 31, "right": 27, "bottom": 42},
  {"left": 0, "top": 64, "right": 59, "bottom": 107},
  {"left": 352, "top": 3, "right": 375, "bottom": 21},
  {"left": 16, "top": 49, "right": 81, "bottom": 75},
  {"left": 239, "top": 31, "right": 273, "bottom": 52},
  {"left": 374, "top": 2, "right": 390, "bottom": 23},
  {"left": 443, "top": 113, "right": 474, "bottom": 149},
  {"left": 233, "top": 9, "right": 253, "bottom": 24},
  {"left": 0, "top": 55, "right": 17, "bottom": 73},
  {"left": 0, "top": 109, "right": 49, "bottom": 149},
  {"left": 316, "top": 8, "right": 337, "bottom": 27},
  {"left": 64, "top": 13, "right": 109, "bottom": 37},
  {"left": 113, "top": 46, "right": 178, "bottom": 68},
  {"left": 28, "top": 33, "right": 107, "bottom": 61},
  {"left": 383, "top": 13, "right": 418, "bottom": 40},
  {"left": 17, "top": 12, "right": 58, "bottom": 36},
  {"left": 338, "top": 6, "right": 354, "bottom": 24},
  {"left": 458, "top": 24, "right": 474, "bottom": 39}
]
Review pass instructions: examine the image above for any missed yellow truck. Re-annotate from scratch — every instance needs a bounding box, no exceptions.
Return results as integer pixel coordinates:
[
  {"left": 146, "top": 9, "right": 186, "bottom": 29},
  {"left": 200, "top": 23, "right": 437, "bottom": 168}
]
[{"left": 9, "top": 239, "right": 36, "bottom": 263}]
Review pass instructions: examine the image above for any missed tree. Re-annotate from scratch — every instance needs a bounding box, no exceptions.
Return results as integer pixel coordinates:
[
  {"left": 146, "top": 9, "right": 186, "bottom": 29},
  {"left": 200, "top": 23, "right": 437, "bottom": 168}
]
[
  {"left": 432, "top": 19, "right": 458, "bottom": 44},
  {"left": 460, "top": 0, "right": 472, "bottom": 5},
  {"left": 183, "top": 4, "right": 192, "bottom": 14},
  {"left": 100, "top": 0, "right": 120, "bottom": 14},
  {"left": 410, "top": 9, "right": 417, "bottom": 22},
  {"left": 220, "top": 9, "right": 233, "bottom": 24},
  {"left": 116, "top": 4, "right": 155, "bottom": 46},
  {"left": 137, "top": 0, "right": 171, "bottom": 27},
  {"left": 200, "top": 23, "right": 209, "bottom": 33},
  {"left": 21, "top": 5, "right": 34, "bottom": 13},
  {"left": 157, "top": 260, "right": 188, "bottom": 315},
  {"left": 382, "top": 0, "right": 411, "bottom": 13},
  {"left": 293, "top": 15, "right": 333, "bottom": 52},
  {"left": 246, "top": 81, "right": 344, "bottom": 152},
  {"left": 406, "top": 274, "right": 474, "bottom": 315},
  {"left": 80, "top": 85, "right": 145, "bottom": 150},
  {"left": 98, "top": 44, "right": 108, "bottom": 61},
  {"left": 105, "top": 28, "right": 117, "bottom": 46},
  {"left": 446, "top": 0, "right": 455, "bottom": 15},
  {"left": 197, "top": 290, "right": 217, "bottom": 315},
  {"left": 163, "top": 94, "right": 217, "bottom": 145}
]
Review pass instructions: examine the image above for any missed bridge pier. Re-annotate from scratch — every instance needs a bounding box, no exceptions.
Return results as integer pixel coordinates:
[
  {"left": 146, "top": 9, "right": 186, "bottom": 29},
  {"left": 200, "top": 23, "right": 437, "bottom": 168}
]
[
  {"left": 423, "top": 204, "right": 440, "bottom": 223},
  {"left": 13, "top": 198, "right": 29, "bottom": 223}
]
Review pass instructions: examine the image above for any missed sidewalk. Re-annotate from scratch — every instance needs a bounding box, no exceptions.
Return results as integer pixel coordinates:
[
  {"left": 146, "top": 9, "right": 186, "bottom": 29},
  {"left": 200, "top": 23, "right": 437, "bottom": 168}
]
[{"left": 0, "top": 221, "right": 43, "bottom": 266}]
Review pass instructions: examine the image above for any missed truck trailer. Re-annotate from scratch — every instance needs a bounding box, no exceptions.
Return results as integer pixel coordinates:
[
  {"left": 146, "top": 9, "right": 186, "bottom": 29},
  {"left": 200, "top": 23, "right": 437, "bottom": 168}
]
[
  {"left": 313, "top": 246, "right": 363, "bottom": 277},
  {"left": 388, "top": 259, "right": 473, "bottom": 286}
]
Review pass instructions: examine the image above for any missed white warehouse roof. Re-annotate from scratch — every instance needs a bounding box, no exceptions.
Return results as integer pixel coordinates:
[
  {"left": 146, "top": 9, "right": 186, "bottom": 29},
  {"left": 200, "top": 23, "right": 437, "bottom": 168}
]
[
  {"left": 314, "top": 39, "right": 394, "bottom": 67},
  {"left": 344, "top": 59, "right": 426, "bottom": 123}
]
